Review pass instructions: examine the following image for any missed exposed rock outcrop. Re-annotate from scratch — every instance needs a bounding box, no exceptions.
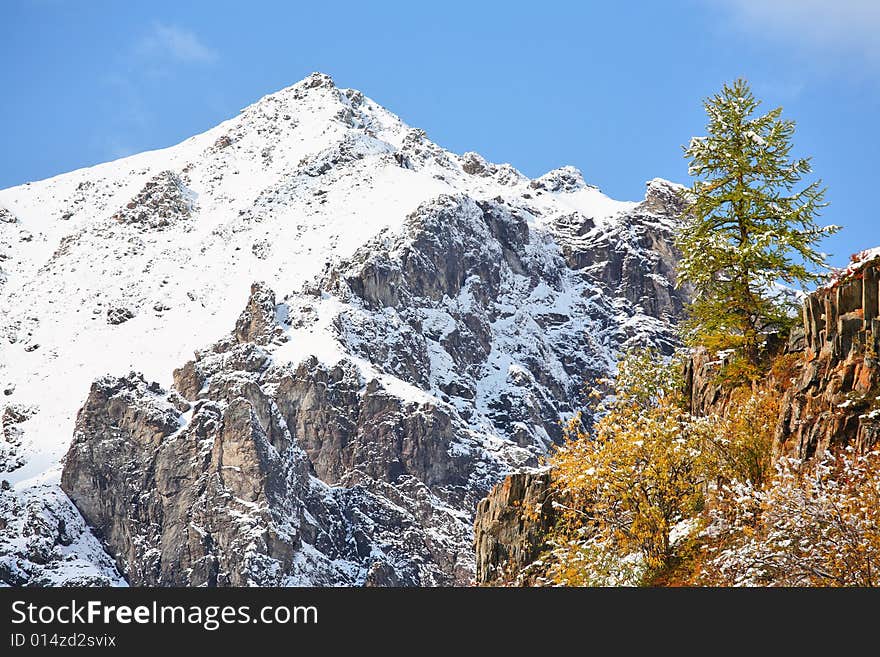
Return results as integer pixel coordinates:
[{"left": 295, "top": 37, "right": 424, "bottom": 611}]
[
  {"left": 106, "top": 306, "right": 134, "bottom": 325},
  {"left": 233, "top": 281, "right": 285, "bottom": 345},
  {"left": 683, "top": 347, "right": 733, "bottom": 418},
  {"left": 61, "top": 287, "right": 509, "bottom": 585},
  {"left": 111, "top": 171, "right": 193, "bottom": 229},
  {"left": 474, "top": 470, "right": 555, "bottom": 585},
  {"left": 685, "top": 255, "right": 880, "bottom": 458},
  {"left": 776, "top": 256, "right": 880, "bottom": 458},
  {"left": 0, "top": 485, "right": 124, "bottom": 586},
  {"left": 0, "top": 404, "right": 35, "bottom": 474},
  {"left": 530, "top": 166, "right": 592, "bottom": 193},
  {"left": 63, "top": 371, "right": 319, "bottom": 586},
  {"left": 0, "top": 205, "right": 17, "bottom": 224}
]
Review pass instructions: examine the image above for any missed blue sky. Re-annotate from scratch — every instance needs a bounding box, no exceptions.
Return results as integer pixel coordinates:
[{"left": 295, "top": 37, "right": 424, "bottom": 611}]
[{"left": 2, "top": 0, "right": 878, "bottom": 267}]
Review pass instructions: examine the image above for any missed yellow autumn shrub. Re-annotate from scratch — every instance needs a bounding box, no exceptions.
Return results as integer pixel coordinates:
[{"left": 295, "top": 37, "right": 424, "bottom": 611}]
[
  {"left": 542, "top": 349, "right": 878, "bottom": 587},
  {"left": 547, "top": 351, "right": 705, "bottom": 584},
  {"left": 695, "top": 385, "right": 779, "bottom": 489}
]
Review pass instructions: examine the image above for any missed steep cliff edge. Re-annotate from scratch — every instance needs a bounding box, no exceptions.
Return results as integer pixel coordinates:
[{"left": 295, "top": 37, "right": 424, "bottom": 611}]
[
  {"left": 776, "top": 254, "right": 880, "bottom": 457},
  {"left": 683, "top": 252, "right": 880, "bottom": 456},
  {"left": 473, "top": 470, "right": 555, "bottom": 585}
]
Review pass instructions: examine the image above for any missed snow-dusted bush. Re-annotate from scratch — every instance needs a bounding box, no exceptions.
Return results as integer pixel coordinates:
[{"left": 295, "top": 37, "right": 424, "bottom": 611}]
[{"left": 700, "top": 450, "right": 880, "bottom": 587}]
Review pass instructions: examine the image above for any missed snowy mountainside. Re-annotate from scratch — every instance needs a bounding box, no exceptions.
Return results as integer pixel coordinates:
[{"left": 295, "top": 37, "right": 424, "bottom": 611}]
[
  {"left": 0, "top": 73, "right": 687, "bottom": 585},
  {"left": 0, "top": 73, "right": 445, "bottom": 485}
]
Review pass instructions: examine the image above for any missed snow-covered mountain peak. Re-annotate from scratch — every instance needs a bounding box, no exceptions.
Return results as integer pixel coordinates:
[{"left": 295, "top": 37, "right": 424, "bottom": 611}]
[
  {"left": 1, "top": 74, "right": 689, "bottom": 585},
  {"left": 0, "top": 73, "right": 682, "bottom": 490}
]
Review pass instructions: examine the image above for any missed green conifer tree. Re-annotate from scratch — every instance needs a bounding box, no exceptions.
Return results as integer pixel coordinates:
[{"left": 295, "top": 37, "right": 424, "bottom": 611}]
[{"left": 678, "top": 79, "right": 837, "bottom": 368}]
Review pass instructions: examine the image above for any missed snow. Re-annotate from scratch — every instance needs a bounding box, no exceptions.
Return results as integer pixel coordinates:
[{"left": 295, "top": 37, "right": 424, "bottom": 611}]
[
  {"left": 0, "top": 485, "right": 126, "bottom": 586},
  {"left": 847, "top": 246, "right": 880, "bottom": 271},
  {"left": 560, "top": 187, "right": 637, "bottom": 224},
  {"left": 0, "top": 74, "right": 453, "bottom": 486},
  {"left": 273, "top": 295, "right": 349, "bottom": 366},
  {"left": 823, "top": 246, "right": 880, "bottom": 290},
  {"left": 744, "top": 130, "right": 766, "bottom": 146},
  {"left": 0, "top": 71, "right": 680, "bottom": 584}
]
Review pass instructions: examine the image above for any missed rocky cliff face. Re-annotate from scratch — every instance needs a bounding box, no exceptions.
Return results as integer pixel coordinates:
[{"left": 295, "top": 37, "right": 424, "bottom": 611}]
[
  {"left": 61, "top": 368, "right": 481, "bottom": 586},
  {"left": 776, "top": 254, "right": 880, "bottom": 458},
  {"left": 61, "top": 283, "right": 498, "bottom": 585},
  {"left": 58, "top": 184, "right": 687, "bottom": 586},
  {"left": 473, "top": 470, "right": 555, "bottom": 585},
  {"left": 1, "top": 73, "right": 687, "bottom": 586}
]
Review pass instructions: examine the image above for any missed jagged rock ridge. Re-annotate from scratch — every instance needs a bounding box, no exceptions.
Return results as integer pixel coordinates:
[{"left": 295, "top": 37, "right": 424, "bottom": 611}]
[
  {"left": 0, "top": 73, "right": 687, "bottom": 585},
  {"left": 778, "top": 254, "right": 880, "bottom": 457}
]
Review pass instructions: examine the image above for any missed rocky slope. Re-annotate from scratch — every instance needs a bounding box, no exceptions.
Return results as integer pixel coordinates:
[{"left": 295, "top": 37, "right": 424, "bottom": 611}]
[{"left": 0, "top": 73, "right": 687, "bottom": 585}]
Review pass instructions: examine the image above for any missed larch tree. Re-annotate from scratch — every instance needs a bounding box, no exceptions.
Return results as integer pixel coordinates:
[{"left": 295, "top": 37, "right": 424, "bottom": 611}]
[{"left": 677, "top": 79, "right": 838, "bottom": 367}]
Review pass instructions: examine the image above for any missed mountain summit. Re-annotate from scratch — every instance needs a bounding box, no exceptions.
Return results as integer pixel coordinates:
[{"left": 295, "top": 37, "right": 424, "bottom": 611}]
[{"left": 0, "top": 73, "right": 687, "bottom": 585}]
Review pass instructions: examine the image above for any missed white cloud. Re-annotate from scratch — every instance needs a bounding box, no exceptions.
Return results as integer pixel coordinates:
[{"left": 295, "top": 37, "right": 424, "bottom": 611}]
[
  {"left": 716, "top": 0, "right": 880, "bottom": 62},
  {"left": 137, "top": 23, "right": 217, "bottom": 64}
]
